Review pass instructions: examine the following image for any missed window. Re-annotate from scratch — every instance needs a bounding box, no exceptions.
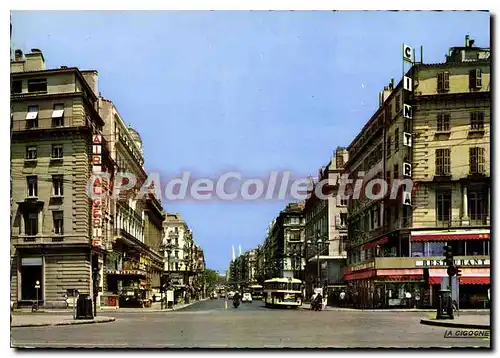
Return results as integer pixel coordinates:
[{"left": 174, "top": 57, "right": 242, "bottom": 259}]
[
  {"left": 338, "top": 197, "right": 347, "bottom": 206},
  {"left": 386, "top": 135, "right": 392, "bottom": 154},
  {"left": 427, "top": 242, "right": 445, "bottom": 257},
  {"left": 175, "top": 237, "right": 179, "bottom": 246},
  {"left": 27, "top": 176, "right": 38, "bottom": 197},
  {"left": 27, "top": 78, "right": 47, "bottom": 93},
  {"left": 435, "top": 149, "right": 451, "bottom": 175},
  {"left": 411, "top": 242, "right": 425, "bottom": 257},
  {"left": 469, "top": 68, "right": 482, "bottom": 89},
  {"left": 11, "top": 80, "right": 22, "bottom": 94},
  {"left": 53, "top": 211, "right": 64, "bottom": 235},
  {"left": 386, "top": 170, "right": 391, "bottom": 182},
  {"left": 340, "top": 235, "right": 347, "bottom": 252},
  {"left": 394, "top": 128, "right": 399, "bottom": 151},
  {"left": 469, "top": 147, "right": 485, "bottom": 174},
  {"left": 386, "top": 105, "right": 392, "bottom": 122},
  {"left": 175, "top": 251, "right": 179, "bottom": 258},
  {"left": 51, "top": 144, "right": 63, "bottom": 159},
  {"left": 26, "top": 105, "right": 39, "bottom": 128},
  {"left": 437, "top": 71, "right": 450, "bottom": 91},
  {"left": 470, "top": 112, "right": 485, "bottom": 130},
  {"left": 449, "top": 241, "right": 465, "bottom": 256},
  {"left": 436, "top": 190, "right": 451, "bottom": 223},
  {"left": 24, "top": 210, "right": 38, "bottom": 236},
  {"left": 393, "top": 164, "right": 399, "bottom": 179},
  {"left": 340, "top": 213, "right": 348, "bottom": 227},
  {"left": 395, "top": 94, "right": 401, "bottom": 113},
  {"left": 52, "top": 104, "right": 64, "bottom": 127},
  {"left": 437, "top": 113, "right": 450, "bottom": 132},
  {"left": 52, "top": 175, "right": 64, "bottom": 196},
  {"left": 466, "top": 240, "right": 487, "bottom": 256},
  {"left": 25, "top": 146, "right": 37, "bottom": 160},
  {"left": 468, "top": 189, "right": 487, "bottom": 224}
]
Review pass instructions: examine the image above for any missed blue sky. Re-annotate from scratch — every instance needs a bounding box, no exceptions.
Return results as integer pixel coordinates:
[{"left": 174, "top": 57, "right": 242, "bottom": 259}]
[{"left": 11, "top": 11, "right": 490, "bottom": 273}]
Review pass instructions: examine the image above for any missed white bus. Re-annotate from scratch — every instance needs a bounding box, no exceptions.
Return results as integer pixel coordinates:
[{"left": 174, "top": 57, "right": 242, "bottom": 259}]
[
  {"left": 263, "top": 278, "right": 302, "bottom": 308},
  {"left": 248, "top": 284, "right": 264, "bottom": 300}
]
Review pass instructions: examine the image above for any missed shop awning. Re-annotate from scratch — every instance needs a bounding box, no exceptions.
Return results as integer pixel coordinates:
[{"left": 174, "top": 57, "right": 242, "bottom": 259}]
[
  {"left": 411, "top": 232, "right": 490, "bottom": 242},
  {"left": 362, "top": 237, "right": 389, "bottom": 250},
  {"left": 428, "top": 277, "right": 490, "bottom": 285},
  {"left": 344, "top": 269, "right": 376, "bottom": 281},
  {"left": 460, "top": 277, "right": 490, "bottom": 285}
]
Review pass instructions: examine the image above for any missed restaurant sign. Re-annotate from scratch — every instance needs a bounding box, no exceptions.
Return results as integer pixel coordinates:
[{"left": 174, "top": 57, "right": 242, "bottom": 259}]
[
  {"left": 92, "top": 134, "right": 104, "bottom": 248},
  {"left": 416, "top": 259, "right": 490, "bottom": 267}
]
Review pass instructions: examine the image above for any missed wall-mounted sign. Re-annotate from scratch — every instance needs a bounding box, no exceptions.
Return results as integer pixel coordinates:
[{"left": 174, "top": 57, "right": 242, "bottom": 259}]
[
  {"left": 402, "top": 191, "right": 412, "bottom": 206},
  {"left": 403, "top": 104, "right": 413, "bottom": 119},
  {"left": 348, "top": 261, "right": 375, "bottom": 272},
  {"left": 403, "top": 132, "right": 412, "bottom": 147},
  {"left": 416, "top": 259, "right": 490, "bottom": 267},
  {"left": 403, "top": 45, "right": 413, "bottom": 63},
  {"left": 404, "top": 76, "right": 413, "bottom": 91},
  {"left": 92, "top": 134, "right": 103, "bottom": 248},
  {"left": 403, "top": 163, "right": 412, "bottom": 177},
  {"left": 92, "top": 135, "right": 102, "bottom": 174}
]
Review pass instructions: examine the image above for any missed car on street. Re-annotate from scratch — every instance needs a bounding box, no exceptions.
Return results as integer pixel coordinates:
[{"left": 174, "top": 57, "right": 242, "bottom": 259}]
[
  {"left": 227, "top": 291, "right": 235, "bottom": 299},
  {"left": 242, "top": 293, "right": 252, "bottom": 303}
]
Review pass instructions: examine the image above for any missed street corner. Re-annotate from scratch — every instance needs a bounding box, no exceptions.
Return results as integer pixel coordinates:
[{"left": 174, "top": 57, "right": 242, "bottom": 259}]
[
  {"left": 11, "top": 315, "right": 116, "bottom": 328},
  {"left": 420, "top": 318, "right": 490, "bottom": 330}
]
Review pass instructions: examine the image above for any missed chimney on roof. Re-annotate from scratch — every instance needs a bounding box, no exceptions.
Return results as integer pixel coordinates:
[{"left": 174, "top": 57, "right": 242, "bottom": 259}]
[
  {"left": 25, "top": 48, "right": 45, "bottom": 71},
  {"left": 81, "top": 70, "right": 99, "bottom": 97},
  {"left": 14, "top": 49, "right": 23, "bottom": 61}
]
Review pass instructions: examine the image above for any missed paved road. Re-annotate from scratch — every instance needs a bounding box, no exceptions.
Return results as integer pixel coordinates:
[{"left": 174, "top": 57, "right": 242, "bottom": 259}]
[{"left": 11, "top": 299, "right": 490, "bottom": 348}]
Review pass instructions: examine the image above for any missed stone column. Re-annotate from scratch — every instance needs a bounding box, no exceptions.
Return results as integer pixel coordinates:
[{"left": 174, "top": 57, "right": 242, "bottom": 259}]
[{"left": 461, "top": 185, "right": 469, "bottom": 226}]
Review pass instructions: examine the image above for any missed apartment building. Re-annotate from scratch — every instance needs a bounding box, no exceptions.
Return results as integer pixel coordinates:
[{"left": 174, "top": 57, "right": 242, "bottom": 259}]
[
  {"left": 344, "top": 36, "right": 490, "bottom": 309},
  {"left": 98, "top": 97, "right": 163, "bottom": 308},
  {"left": 257, "top": 203, "right": 305, "bottom": 283},
  {"left": 10, "top": 49, "right": 111, "bottom": 308},
  {"left": 162, "top": 213, "right": 198, "bottom": 302},
  {"left": 303, "top": 148, "right": 349, "bottom": 297}
]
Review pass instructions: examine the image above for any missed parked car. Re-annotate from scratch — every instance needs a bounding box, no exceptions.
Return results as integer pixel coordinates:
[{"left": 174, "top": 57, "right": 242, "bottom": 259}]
[
  {"left": 227, "top": 291, "right": 235, "bottom": 299},
  {"left": 242, "top": 293, "right": 252, "bottom": 303}
]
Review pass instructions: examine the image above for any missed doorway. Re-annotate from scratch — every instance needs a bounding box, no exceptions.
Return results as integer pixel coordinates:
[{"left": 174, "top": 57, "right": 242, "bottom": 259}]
[{"left": 21, "top": 263, "right": 43, "bottom": 301}]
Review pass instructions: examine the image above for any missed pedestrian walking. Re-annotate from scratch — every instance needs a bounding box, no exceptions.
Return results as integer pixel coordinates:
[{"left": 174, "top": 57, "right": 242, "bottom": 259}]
[{"left": 339, "top": 290, "right": 346, "bottom": 308}]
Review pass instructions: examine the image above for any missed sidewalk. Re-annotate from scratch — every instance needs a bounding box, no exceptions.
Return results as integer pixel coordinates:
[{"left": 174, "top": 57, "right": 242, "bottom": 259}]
[
  {"left": 11, "top": 314, "right": 115, "bottom": 328},
  {"left": 13, "top": 298, "right": 208, "bottom": 315},
  {"left": 102, "top": 297, "right": 208, "bottom": 313},
  {"left": 420, "top": 314, "right": 490, "bottom": 329},
  {"left": 300, "top": 303, "right": 490, "bottom": 313}
]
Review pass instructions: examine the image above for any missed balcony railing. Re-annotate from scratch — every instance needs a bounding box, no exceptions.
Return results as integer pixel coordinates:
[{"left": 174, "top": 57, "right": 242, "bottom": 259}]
[{"left": 469, "top": 214, "right": 489, "bottom": 226}]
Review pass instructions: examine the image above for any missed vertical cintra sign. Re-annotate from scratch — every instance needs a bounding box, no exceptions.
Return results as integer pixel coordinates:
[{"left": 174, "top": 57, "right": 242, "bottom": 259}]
[{"left": 402, "top": 44, "right": 413, "bottom": 206}]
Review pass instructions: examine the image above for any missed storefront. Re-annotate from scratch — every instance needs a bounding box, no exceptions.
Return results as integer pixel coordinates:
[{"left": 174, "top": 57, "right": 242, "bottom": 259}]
[{"left": 344, "top": 256, "right": 490, "bottom": 309}]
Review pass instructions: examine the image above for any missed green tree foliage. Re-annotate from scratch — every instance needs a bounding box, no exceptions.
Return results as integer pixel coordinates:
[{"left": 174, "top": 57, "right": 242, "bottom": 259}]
[{"left": 203, "top": 268, "right": 218, "bottom": 290}]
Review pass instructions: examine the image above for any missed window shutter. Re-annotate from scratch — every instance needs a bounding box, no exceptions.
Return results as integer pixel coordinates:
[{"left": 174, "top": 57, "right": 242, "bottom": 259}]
[
  {"left": 443, "top": 71, "right": 450, "bottom": 90},
  {"left": 437, "top": 72, "right": 443, "bottom": 90},
  {"left": 475, "top": 69, "right": 482, "bottom": 88},
  {"left": 469, "top": 69, "right": 476, "bottom": 89},
  {"left": 479, "top": 148, "right": 485, "bottom": 173},
  {"left": 437, "top": 113, "right": 443, "bottom": 130}
]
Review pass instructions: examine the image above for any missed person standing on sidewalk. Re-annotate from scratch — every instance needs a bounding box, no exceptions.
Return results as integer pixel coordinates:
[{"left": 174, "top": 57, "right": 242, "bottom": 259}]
[{"left": 339, "top": 290, "right": 346, "bottom": 308}]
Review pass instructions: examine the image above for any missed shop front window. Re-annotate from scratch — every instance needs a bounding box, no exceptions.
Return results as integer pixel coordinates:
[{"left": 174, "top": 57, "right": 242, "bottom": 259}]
[
  {"left": 449, "top": 241, "right": 465, "bottom": 256},
  {"left": 465, "top": 240, "right": 487, "bottom": 256},
  {"left": 411, "top": 242, "right": 425, "bottom": 257},
  {"left": 426, "top": 242, "right": 445, "bottom": 256}
]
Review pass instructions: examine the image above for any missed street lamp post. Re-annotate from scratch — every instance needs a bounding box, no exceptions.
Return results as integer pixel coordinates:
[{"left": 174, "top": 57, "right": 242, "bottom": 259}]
[
  {"left": 161, "top": 241, "right": 175, "bottom": 310},
  {"left": 307, "top": 230, "right": 324, "bottom": 289}
]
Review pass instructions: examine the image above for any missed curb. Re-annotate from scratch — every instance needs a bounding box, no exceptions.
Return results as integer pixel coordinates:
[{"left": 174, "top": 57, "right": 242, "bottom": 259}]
[
  {"left": 100, "top": 298, "right": 209, "bottom": 313},
  {"left": 299, "top": 306, "right": 490, "bottom": 313},
  {"left": 420, "top": 319, "right": 490, "bottom": 330},
  {"left": 12, "top": 317, "right": 115, "bottom": 328}
]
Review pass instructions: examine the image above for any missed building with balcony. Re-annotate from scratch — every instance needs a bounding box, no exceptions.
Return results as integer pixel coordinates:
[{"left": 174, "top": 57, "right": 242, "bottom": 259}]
[
  {"left": 10, "top": 49, "right": 111, "bottom": 308},
  {"left": 344, "top": 36, "right": 490, "bottom": 309},
  {"left": 161, "top": 213, "right": 200, "bottom": 302},
  {"left": 99, "top": 98, "right": 163, "bottom": 308},
  {"left": 303, "top": 148, "right": 349, "bottom": 298},
  {"left": 257, "top": 203, "right": 305, "bottom": 283}
]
